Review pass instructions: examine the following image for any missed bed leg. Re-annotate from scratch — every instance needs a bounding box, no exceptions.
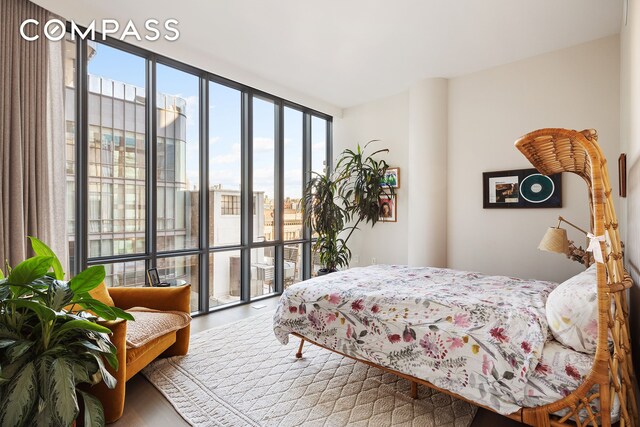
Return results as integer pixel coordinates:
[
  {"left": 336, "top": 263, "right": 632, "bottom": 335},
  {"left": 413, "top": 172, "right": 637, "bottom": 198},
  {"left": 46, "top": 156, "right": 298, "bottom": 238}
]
[
  {"left": 296, "top": 339, "right": 305, "bottom": 359},
  {"left": 411, "top": 381, "right": 418, "bottom": 399}
]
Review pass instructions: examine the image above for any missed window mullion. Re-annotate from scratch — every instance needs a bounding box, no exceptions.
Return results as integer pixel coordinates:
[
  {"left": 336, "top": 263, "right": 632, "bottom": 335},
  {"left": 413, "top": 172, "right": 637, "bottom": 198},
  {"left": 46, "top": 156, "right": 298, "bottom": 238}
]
[
  {"left": 76, "top": 37, "right": 89, "bottom": 274},
  {"left": 302, "top": 113, "right": 312, "bottom": 280},
  {"left": 241, "top": 91, "right": 252, "bottom": 302},
  {"left": 199, "top": 76, "right": 210, "bottom": 313},
  {"left": 326, "top": 119, "right": 333, "bottom": 175},
  {"left": 275, "top": 100, "right": 284, "bottom": 293},
  {"left": 146, "top": 55, "right": 158, "bottom": 275}
]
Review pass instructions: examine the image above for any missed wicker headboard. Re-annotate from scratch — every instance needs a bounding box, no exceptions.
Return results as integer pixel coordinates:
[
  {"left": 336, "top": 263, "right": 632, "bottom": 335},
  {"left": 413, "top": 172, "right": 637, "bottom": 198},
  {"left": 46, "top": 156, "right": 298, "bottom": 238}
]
[{"left": 514, "top": 128, "right": 637, "bottom": 426}]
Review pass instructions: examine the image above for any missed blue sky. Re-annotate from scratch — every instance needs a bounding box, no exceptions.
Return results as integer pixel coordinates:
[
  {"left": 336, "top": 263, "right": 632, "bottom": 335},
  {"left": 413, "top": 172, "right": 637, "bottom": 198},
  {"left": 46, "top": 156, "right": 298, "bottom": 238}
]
[{"left": 88, "top": 42, "right": 326, "bottom": 200}]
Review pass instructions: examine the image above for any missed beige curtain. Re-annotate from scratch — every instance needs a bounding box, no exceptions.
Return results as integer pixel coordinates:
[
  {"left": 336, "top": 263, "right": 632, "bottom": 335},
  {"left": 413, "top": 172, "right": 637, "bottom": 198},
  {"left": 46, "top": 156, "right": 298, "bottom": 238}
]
[{"left": 0, "top": 0, "right": 68, "bottom": 273}]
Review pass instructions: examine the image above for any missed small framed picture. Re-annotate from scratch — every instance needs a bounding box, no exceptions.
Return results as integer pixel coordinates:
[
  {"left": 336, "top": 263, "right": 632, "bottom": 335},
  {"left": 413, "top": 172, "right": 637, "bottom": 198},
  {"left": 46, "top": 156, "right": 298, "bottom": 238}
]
[
  {"left": 619, "top": 153, "right": 627, "bottom": 197},
  {"left": 381, "top": 167, "right": 400, "bottom": 189},
  {"left": 147, "top": 268, "right": 161, "bottom": 287},
  {"left": 378, "top": 195, "right": 397, "bottom": 222}
]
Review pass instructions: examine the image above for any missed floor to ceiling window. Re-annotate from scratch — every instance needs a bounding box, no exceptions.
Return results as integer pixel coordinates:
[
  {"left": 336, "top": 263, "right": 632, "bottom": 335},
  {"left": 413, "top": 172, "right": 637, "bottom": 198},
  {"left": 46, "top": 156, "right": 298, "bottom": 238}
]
[
  {"left": 86, "top": 42, "right": 147, "bottom": 287},
  {"left": 283, "top": 107, "right": 304, "bottom": 286},
  {"left": 63, "top": 35, "right": 77, "bottom": 272},
  {"left": 251, "top": 96, "right": 276, "bottom": 298},
  {"left": 64, "top": 29, "right": 332, "bottom": 315},
  {"left": 155, "top": 63, "right": 201, "bottom": 310},
  {"left": 310, "top": 115, "right": 331, "bottom": 276},
  {"left": 208, "top": 81, "right": 244, "bottom": 308}
]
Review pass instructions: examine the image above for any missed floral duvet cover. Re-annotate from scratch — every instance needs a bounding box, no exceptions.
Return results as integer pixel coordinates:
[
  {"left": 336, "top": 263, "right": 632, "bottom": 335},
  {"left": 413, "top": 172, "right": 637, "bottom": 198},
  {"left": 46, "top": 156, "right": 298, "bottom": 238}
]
[
  {"left": 273, "top": 265, "right": 558, "bottom": 414},
  {"left": 524, "top": 340, "right": 619, "bottom": 421}
]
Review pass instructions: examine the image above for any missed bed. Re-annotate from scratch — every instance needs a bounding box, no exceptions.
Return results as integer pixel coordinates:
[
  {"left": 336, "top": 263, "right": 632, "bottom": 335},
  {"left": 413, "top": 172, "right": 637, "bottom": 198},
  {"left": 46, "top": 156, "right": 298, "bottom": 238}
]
[
  {"left": 273, "top": 129, "right": 638, "bottom": 427},
  {"left": 274, "top": 265, "right": 556, "bottom": 415},
  {"left": 273, "top": 265, "right": 618, "bottom": 420}
]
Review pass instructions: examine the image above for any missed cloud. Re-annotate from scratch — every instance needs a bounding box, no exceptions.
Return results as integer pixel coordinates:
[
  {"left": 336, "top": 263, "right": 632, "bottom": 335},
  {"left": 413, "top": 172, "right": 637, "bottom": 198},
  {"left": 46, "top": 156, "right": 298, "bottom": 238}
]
[
  {"left": 284, "top": 168, "right": 302, "bottom": 181},
  {"left": 252, "top": 167, "right": 274, "bottom": 181},
  {"left": 185, "top": 139, "right": 199, "bottom": 162},
  {"left": 210, "top": 143, "right": 241, "bottom": 165},
  {"left": 285, "top": 155, "right": 303, "bottom": 165},
  {"left": 284, "top": 137, "right": 302, "bottom": 147},
  {"left": 212, "top": 153, "right": 240, "bottom": 165},
  {"left": 253, "top": 137, "right": 274, "bottom": 152},
  {"left": 183, "top": 95, "right": 199, "bottom": 128},
  {"left": 252, "top": 166, "right": 275, "bottom": 197},
  {"left": 209, "top": 169, "right": 234, "bottom": 180},
  {"left": 209, "top": 169, "right": 241, "bottom": 189}
]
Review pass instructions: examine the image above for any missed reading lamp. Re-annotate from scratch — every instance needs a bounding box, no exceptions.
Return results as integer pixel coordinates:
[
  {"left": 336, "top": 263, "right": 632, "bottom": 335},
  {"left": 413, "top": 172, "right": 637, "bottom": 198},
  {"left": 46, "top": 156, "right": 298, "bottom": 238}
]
[{"left": 538, "top": 216, "right": 591, "bottom": 266}]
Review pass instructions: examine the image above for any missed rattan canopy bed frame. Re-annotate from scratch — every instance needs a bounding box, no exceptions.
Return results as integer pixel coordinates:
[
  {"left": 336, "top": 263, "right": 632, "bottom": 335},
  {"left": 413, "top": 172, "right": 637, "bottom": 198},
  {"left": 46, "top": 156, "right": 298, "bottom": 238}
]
[{"left": 290, "top": 128, "right": 638, "bottom": 427}]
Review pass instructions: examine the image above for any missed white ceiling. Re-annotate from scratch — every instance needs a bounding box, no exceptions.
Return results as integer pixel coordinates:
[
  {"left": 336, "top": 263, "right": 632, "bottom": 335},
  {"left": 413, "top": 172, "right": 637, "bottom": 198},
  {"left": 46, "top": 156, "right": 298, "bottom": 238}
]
[{"left": 34, "top": 0, "right": 622, "bottom": 109}]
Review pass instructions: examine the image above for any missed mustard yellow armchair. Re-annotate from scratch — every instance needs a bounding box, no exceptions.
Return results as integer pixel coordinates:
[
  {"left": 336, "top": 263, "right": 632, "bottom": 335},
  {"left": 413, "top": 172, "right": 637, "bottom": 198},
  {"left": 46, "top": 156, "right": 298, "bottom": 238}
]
[{"left": 88, "top": 285, "right": 191, "bottom": 423}]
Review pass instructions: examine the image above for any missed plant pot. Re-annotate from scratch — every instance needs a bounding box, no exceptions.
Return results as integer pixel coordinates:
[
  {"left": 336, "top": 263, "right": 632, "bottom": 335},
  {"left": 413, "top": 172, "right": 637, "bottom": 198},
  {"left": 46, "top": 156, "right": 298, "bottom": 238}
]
[{"left": 317, "top": 268, "right": 337, "bottom": 276}]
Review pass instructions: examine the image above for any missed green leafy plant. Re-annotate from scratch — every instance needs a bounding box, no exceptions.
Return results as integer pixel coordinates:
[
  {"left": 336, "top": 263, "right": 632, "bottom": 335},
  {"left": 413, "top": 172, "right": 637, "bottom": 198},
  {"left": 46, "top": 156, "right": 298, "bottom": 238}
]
[
  {"left": 0, "top": 237, "right": 133, "bottom": 427},
  {"left": 303, "top": 141, "right": 393, "bottom": 273}
]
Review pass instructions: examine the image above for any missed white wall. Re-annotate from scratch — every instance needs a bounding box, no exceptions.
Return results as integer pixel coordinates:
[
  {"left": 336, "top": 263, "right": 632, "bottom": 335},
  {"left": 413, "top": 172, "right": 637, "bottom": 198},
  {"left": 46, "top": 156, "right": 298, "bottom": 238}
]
[
  {"left": 620, "top": 0, "right": 640, "bottom": 374},
  {"left": 333, "top": 80, "right": 448, "bottom": 269},
  {"left": 333, "top": 92, "right": 409, "bottom": 266},
  {"left": 407, "top": 79, "right": 448, "bottom": 268},
  {"left": 448, "top": 35, "right": 620, "bottom": 282},
  {"left": 336, "top": 35, "right": 621, "bottom": 284}
]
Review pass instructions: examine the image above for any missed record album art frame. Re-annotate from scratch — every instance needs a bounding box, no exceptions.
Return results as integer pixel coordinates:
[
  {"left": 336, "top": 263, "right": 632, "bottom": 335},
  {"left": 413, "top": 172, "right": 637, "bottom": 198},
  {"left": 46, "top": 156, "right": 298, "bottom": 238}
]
[{"left": 483, "top": 168, "right": 561, "bottom": 209}]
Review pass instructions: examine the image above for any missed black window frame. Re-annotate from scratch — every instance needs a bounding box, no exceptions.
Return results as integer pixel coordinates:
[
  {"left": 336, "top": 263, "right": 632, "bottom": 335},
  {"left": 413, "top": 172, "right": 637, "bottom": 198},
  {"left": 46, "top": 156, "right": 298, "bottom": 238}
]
[{"left": 67, "top": 26, "right": 332, "bottom": 316}]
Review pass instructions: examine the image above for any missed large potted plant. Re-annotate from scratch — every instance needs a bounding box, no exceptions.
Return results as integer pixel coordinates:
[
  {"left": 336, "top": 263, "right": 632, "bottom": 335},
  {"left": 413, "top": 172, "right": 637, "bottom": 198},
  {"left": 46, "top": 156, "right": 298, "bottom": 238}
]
[
  {"left": 303, "top": 141, "right": 393, "bottom": 274},
  {"left": 0, "top": 237, "right": 132, "bottom": 427}
]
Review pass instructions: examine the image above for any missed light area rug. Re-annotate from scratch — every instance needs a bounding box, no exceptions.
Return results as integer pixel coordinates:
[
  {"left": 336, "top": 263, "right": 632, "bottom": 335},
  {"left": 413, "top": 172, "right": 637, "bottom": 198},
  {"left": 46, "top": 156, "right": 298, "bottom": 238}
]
[{"left": 143, "top": 311, "right": 478, "bottom": 427}]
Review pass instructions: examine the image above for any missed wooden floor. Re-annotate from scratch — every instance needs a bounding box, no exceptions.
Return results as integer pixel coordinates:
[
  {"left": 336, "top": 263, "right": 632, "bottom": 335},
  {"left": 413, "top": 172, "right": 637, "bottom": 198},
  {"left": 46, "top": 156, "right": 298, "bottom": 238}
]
[{"left": 112, "top": 296, "right": 524, "bottom": 427}]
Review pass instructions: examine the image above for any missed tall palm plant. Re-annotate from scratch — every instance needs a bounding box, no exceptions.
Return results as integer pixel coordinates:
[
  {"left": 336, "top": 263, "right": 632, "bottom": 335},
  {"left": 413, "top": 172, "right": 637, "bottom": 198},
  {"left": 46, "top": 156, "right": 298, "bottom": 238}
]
[{"left": 303, "top": 140, "right": 393, "bottom": 273}]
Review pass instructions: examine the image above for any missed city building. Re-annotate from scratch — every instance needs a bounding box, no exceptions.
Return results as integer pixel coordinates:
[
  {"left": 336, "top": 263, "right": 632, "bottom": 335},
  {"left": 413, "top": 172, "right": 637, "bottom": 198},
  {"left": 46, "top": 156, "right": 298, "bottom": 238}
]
[{"left": 64, "top": 40, "right": 305, "bottom": 307}]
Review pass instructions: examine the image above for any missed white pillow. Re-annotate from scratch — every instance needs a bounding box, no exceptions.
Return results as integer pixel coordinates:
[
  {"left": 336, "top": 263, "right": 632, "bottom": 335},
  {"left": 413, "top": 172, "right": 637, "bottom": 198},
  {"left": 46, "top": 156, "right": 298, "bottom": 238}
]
[{"left": 545, "top": 265, "right": 600, "bottom": 354}]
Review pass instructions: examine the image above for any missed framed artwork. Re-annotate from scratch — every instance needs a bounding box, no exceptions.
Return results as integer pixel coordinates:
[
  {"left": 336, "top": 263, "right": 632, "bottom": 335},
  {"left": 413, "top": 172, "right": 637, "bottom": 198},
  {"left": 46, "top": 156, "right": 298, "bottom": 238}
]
[
  {"left": 379, "top": 195, "right": 397, "bottom": 222},
  {"left": 147, "top": 268, "right": 162, "bottom": 287},
  {"left": 619, "top": 153, "right": 627, "bottom": 198},
  {"left": 483, "top": 168, "right": 561, "bottom": 209},
  {"left": 381, "top": 167, "right": 400, "bottom": 189}
]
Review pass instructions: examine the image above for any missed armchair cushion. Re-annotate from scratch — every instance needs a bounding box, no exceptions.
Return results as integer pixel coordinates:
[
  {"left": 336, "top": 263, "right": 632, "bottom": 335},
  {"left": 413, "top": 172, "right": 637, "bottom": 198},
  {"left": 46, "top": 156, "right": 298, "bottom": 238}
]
[
  {"left": 125, "top": 332, "right": 177, "bottom": 381},
  {"left": 64, "top": 281, "right": 115, "bottom": 312},
  {"left": 125, "top": 307, "right": 191, "bottom": 349},
  {"left": 89, "top": 281, "right": 115, "bottom": 306}
]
